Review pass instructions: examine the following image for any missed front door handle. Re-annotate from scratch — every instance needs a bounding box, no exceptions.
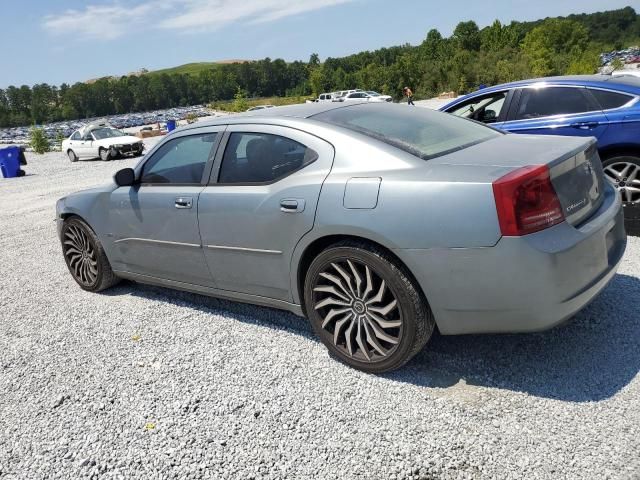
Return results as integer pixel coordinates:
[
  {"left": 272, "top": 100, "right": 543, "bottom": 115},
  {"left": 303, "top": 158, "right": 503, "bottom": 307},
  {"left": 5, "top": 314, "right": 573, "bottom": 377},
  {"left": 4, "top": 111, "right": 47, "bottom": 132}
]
[
  {"left": 280, "top": 198, "right": 305, "bottom": 213},
  {"left": 175, "top": 197, "right": 193, "bottom": 209},
  {"left": 570, "top": 122, "right": 599, "bottom": 130}
]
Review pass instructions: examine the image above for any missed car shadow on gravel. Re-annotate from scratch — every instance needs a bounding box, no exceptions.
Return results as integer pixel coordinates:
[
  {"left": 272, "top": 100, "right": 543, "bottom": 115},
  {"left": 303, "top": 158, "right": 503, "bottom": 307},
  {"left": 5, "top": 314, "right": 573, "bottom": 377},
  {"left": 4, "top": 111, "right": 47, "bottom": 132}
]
[
  {"left": 390, "top": 273, "right": 640, "bottom": 402},
  {"left": 104, "top": 273, "right": 640, "bottom": 403}
]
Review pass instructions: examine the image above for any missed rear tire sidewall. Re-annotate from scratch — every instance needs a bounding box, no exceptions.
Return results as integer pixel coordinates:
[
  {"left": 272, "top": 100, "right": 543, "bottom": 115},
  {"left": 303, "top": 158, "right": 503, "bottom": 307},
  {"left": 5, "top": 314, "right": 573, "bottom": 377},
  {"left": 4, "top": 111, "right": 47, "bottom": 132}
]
[
  {"left": 304, "top": 245, "right": 428, "bottom": 373},
  {"left": 67, "top": 150, "right": 77, "bottom": 162}
]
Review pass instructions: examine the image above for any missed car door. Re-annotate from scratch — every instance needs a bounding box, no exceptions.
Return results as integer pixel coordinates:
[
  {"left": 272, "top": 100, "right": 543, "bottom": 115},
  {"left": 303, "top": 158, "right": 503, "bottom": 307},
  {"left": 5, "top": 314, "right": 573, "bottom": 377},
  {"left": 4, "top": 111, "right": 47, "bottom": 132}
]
[
  {"left": 68, "top": 131, "right": 86, "bottom": 157},
  {"left": 108, "top": 127, "right": 224, "bottom": 285},
  {"left": 444, "top": 89, "right": 512, "bottom": 129},
  {"left": 500, "top": 85, "right": 609, "bottom": 140},
  {"left": 198, "top": 125, "right": 335, "bottom": 301}
]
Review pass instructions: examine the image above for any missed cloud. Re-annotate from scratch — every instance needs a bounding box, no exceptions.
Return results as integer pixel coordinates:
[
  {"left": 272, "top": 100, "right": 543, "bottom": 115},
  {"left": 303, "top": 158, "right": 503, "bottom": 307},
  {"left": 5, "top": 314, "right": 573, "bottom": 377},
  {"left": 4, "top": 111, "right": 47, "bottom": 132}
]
[
  {"left": 158, "top": 0, "right": 354, "bottom": 30},
  {"left": 43, "top": 0, "right": 354, "bottom": 39},
  {"left": 43, "top": 3, "right": 157, "bottom": 39}
]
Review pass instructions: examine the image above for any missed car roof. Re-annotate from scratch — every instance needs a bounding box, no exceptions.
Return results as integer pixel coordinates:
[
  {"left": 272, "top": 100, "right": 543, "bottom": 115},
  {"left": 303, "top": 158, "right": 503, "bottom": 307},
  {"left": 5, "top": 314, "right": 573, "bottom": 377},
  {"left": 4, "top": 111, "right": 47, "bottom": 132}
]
[
  {"left": 440, "top": 74, "right": 640, "bottom": 110},
  {"left": 184, "top": 102, "right": 364, "bottom": 129}
]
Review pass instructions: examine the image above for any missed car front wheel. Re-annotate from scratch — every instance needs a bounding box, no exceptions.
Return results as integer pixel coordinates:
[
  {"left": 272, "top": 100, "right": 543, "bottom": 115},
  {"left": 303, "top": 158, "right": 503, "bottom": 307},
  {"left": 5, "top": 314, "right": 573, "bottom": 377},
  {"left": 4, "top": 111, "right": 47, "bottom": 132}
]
[
  {"left": 603, "top": 155, "right": 640, "bottom": 235},
  {"left": 304, "top": 241, "right": 435, "bottom": 373},
  {"left": 99, "top": 148, "right": 111, "bottom": 161},
  {"left": 61, "top": 217, "right": 120, "bottom": 292}
]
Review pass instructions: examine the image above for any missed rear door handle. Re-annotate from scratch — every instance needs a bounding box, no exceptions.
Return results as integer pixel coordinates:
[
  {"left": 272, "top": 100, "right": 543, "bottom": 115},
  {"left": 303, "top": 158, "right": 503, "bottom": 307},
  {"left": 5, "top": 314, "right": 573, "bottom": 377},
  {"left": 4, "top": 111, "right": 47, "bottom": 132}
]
[
  {"left": 175, "top": 197, "right": 193, "bottom": 209},
  {"left": 570, "top": 122, "right": 599, "bottom": 130},
  {"left": 280, "top": 198, "right": 305, "bottom": 213}
]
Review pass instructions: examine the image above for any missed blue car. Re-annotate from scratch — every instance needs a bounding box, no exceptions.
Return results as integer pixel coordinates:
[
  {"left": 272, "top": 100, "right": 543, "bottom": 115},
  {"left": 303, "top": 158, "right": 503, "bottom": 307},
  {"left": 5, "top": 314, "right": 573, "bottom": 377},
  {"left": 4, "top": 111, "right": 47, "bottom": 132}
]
[{"left": 440, "top": 75, "right": 640, "bottom": 233}]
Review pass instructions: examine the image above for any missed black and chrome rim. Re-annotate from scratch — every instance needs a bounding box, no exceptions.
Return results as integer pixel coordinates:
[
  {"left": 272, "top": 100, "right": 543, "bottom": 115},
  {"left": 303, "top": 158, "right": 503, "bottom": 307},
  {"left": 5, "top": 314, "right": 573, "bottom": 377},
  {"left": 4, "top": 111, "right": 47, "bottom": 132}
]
[
  {"left": 63, "top": 224, "right": 98, "bottom": 286},
  {"left": 313, "top": 259, "right": 402, "bottom": 362},
  {"left": 604, "top": 161, "right": 640, "bottom": 206}
]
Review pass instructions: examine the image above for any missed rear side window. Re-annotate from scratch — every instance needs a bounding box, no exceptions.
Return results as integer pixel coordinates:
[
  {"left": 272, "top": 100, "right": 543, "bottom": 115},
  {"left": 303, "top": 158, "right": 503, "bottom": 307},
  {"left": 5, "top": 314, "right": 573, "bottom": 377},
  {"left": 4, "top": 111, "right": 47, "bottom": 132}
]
[
  {"left": 141, "top": 133, "right": 217, "bottom": 184},
  {"left": 71, "top": 131, "right": 81, "bottom": 140},
  {"left": 515, "top": 87, "right": 593, "bottom": 120},
  {"left": 589, "top": 89, "right": 633, "bottom": 110},
  {"left": 313, "top": 103, "right": 500, "bottom": 161},
  {"left": 218, "top": 133, "right": 318, "bottom": 184}
]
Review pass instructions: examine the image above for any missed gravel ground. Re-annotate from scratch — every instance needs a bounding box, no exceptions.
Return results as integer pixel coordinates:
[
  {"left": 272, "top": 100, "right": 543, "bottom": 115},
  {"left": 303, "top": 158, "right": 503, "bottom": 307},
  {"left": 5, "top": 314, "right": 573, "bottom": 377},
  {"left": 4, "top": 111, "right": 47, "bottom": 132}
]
[{"left": 0, "top": 149, "right": 639, "bottom": 480}]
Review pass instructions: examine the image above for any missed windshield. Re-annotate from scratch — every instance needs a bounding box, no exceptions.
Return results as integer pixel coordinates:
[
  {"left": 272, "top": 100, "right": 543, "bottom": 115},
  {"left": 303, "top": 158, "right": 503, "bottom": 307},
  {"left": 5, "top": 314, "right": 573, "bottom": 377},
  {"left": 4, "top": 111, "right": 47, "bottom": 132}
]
[
  {"left": 91, "top": 127, "right": 126, "bottom": 140},
  {"left": 313, "top": 103, "right": 501, "bottom": 160}
]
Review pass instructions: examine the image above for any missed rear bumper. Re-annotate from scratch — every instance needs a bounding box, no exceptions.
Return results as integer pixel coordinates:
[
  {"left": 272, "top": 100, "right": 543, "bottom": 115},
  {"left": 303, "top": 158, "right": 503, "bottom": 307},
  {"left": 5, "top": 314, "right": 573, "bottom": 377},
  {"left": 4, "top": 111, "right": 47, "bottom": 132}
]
[{"left": 395, "top": 185, "right": 627, "bottom": 335}]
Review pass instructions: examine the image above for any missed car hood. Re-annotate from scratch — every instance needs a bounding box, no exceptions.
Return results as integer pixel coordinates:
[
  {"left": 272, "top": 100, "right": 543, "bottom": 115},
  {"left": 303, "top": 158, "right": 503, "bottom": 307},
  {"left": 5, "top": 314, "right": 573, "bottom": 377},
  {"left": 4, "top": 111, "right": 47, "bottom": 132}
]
[{"left": 94, "top": 135, "right": 140, "bottom": 146}]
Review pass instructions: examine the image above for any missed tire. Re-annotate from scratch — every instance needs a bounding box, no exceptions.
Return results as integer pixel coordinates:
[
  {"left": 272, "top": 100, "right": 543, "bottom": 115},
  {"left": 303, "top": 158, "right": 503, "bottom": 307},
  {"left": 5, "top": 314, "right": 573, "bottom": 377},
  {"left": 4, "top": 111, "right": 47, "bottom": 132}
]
[
  {"left": 67, "top": 150, "right": 78, "bottom": 162},
  {"left": 304, "top": 240, "right": 435, "bottom": 373},
  {"left": 61, "top": 217, "right": 120, "bottom": 292},
  {"left": 602, "top": 155, "right": 640, "bottom": 235},
  {"left": 99, "top": 148, "right": 111, "bottom": 161}
]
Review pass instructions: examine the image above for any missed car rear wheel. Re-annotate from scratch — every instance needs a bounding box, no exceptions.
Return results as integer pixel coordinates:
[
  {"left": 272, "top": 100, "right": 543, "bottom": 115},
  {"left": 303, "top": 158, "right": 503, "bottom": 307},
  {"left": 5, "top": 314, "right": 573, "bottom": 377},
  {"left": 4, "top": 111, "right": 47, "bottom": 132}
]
[
  {"left": 99, "top": 148, "right": 111, "bottom": 161},
  {"left": 603, "top": 155, "right": 640, "bottom": 235},
  {"left": 304, "top": 241, "right": 434, "bottom": 373},
  {"left": 61, "top": 217, "right": 120, "bottom": 292},
  {"left": 67, "top": 150, "right": 78, "bottom": 162}
]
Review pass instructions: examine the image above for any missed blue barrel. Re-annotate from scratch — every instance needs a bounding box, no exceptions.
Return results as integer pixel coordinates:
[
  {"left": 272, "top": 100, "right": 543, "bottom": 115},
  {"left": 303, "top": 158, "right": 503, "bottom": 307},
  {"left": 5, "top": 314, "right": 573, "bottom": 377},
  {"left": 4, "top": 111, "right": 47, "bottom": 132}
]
[
  {"left": 166, "top": 120, "right": 177, "bottom": 132},
  {"left": 0, "top": 146, "right": 22, "bottom": 178}
]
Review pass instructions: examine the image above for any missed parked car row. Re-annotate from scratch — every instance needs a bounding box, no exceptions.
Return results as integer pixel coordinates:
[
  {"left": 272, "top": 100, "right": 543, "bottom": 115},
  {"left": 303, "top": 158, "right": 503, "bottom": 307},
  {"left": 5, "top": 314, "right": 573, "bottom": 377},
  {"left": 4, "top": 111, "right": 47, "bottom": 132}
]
[
  {"left": 600, "top": 46, "right": 640, "bottom": 66},
  {"left": 0, "top": 105, "right": 210, "bottom": 144},
  {"left": 313, "top": 89, "right": 392, "bottom": 103}
]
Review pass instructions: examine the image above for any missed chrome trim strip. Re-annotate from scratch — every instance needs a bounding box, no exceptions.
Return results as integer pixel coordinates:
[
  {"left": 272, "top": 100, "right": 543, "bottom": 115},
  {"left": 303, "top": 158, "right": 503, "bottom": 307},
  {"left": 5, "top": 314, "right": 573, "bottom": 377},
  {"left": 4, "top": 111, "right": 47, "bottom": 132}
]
[
  {"left": 114, "top": 237, "right": 201, "bottom": 248},
  {"left": 205, "top": 244, "right": 282, "bottom": 255}
]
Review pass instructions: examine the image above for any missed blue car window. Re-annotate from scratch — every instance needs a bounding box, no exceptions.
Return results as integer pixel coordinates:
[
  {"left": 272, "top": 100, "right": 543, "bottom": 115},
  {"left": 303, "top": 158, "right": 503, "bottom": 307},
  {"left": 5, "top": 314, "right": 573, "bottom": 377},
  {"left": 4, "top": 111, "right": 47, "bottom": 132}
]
[
  {"left": 515, "top": 87, "right": 593, "bottom": 120},
  {"left": 589, "top": 89, "right": 633, "bottom": 110}
]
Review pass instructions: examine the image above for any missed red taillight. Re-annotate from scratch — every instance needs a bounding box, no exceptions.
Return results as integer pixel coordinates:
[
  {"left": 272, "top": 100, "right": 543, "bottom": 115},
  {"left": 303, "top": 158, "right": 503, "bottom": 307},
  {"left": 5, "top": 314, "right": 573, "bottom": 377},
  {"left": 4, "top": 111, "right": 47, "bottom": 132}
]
[{"left": 492, "top": 165, "right": 564, "bottom": 236}]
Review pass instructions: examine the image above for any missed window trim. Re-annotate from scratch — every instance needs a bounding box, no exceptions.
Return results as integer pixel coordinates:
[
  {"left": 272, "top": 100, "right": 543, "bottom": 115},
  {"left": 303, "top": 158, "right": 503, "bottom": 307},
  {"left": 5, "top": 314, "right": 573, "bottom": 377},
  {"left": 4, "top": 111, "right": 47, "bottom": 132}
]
[
  {"left": 505, "top": 84, "right": 602, "bottom": 123},
  {"left": 208, "top": 126, "right": 320, "bottom": 187},
  {"left": 137, "top": 129, "right": 224, "bottom": 187},
  {"left": 445, "top": 88, "right": 514, "bottom": 124}
]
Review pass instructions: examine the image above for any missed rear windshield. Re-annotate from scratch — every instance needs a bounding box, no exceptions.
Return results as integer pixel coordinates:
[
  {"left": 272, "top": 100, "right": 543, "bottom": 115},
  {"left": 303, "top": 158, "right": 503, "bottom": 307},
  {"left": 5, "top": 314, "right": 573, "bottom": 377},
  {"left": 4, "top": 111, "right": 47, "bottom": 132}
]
[{"left": 312, "top": 103, "right": 501, "bottom": 160}]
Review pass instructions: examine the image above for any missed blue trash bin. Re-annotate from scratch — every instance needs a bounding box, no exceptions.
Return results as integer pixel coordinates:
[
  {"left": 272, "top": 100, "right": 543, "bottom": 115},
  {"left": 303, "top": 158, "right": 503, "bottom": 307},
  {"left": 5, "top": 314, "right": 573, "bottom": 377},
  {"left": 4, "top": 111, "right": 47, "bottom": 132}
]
[
  {"left": 0, "top": 146, "right": 22, "bottom": 179},
  {"left": 166, "top": 120, "right": 177, "bottom": 132}
]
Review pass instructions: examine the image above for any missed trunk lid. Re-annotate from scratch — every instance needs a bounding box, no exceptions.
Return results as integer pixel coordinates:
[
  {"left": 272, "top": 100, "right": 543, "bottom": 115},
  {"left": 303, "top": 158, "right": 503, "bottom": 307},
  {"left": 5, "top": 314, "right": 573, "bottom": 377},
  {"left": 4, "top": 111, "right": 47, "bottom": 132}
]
[{"left": 430, "top": 133, "right": 605, "bottom": 226}]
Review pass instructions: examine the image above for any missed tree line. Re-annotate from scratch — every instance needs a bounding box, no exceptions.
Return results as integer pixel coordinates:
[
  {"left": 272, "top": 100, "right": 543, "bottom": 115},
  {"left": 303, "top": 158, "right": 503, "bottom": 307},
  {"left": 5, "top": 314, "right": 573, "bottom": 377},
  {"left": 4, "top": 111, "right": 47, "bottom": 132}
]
[{"left": 1, "top": 6, "right": 639, "bottom": 128}]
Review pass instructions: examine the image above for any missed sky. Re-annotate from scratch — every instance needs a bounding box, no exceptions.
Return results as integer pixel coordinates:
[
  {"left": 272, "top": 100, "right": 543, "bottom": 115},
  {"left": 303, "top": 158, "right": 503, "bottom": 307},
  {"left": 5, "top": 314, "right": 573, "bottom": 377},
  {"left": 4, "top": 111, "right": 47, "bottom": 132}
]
[{"left": 1, "top": 0, "right": 639, "bottom": 88}]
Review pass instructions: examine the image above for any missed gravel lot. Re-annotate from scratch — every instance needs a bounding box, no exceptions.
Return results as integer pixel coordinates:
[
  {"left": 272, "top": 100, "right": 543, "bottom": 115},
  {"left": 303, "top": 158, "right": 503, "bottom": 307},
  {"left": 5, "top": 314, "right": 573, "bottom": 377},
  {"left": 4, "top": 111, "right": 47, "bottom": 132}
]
[{"left": 0, "top": 148, "right": 639, "bottom": 480}]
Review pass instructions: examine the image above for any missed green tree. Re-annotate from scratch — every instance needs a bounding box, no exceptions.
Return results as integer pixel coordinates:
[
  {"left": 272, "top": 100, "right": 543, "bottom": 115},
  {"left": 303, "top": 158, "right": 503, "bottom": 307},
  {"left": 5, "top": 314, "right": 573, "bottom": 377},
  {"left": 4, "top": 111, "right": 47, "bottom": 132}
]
[
  {"left": 522, "top": 18, "right": 589, "bottom": 76},
  {"left": 232, "top": 88, "right": 248, "bottom": 112},
  {"left": 29, "top": 126, "right": 50, "bottom": 154},
  {"left": 453, "top": 21, "right": 481, "bottom": 51}
]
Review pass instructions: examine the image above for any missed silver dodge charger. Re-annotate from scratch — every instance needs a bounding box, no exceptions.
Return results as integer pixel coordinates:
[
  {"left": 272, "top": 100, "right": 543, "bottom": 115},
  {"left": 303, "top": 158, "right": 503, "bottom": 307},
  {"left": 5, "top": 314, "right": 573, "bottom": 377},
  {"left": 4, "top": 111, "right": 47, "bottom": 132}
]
[{"left": 56, "top": 103, "right": 627, "bottom": 373}]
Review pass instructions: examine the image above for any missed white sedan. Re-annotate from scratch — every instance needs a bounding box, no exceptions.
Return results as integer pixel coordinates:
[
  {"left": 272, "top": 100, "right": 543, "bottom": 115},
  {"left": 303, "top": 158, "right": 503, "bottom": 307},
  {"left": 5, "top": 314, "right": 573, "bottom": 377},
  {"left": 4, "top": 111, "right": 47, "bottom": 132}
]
[{"left": 62, "top": 122, "right": 144, "bottom": 162}]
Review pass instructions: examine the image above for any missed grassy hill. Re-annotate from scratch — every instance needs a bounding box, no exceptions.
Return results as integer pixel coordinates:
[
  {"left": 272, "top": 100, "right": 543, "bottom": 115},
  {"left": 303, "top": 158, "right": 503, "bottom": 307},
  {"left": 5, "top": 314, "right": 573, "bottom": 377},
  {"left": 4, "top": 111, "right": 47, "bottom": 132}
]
[{"left": 148, "top": 60, "right": 248, "bottom": 76}]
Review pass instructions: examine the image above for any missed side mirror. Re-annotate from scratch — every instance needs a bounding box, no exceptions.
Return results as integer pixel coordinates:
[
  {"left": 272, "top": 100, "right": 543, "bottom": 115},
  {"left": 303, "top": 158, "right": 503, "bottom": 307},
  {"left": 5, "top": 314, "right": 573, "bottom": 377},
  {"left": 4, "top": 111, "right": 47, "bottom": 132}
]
[{"left": 114, "top": 168, "right": 136, "bottom": 187}]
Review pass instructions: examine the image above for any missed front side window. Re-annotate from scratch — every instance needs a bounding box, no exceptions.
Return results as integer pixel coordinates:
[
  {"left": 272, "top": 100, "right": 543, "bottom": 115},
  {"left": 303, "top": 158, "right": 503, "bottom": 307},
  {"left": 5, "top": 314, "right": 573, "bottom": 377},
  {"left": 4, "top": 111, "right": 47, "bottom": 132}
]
[
  {"left": 218, "top": 132, "right": 318, "bottom": 184},
  {"left": 140, "top": 133, "right": 218, "bottom": 184},
  {"left": 448, "top": 91, "right": 507, "bottom": 124},
  {"left": 589, "top": 89, "right": 633, "bottom": 110},
  {"left": 313, "top": 103, "right": 501, "bottom": 161},
  {"left": 515, "top": 87, "right": 593, "bottom": 120}
]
